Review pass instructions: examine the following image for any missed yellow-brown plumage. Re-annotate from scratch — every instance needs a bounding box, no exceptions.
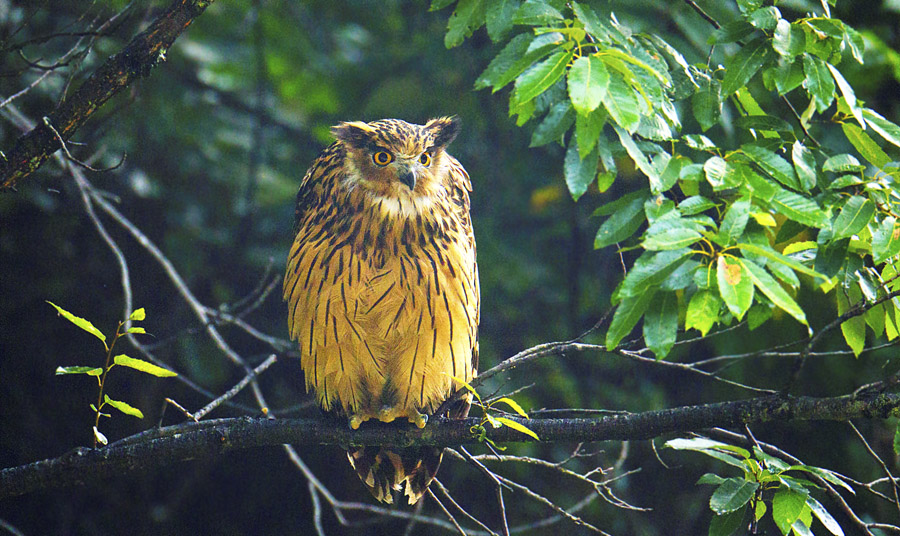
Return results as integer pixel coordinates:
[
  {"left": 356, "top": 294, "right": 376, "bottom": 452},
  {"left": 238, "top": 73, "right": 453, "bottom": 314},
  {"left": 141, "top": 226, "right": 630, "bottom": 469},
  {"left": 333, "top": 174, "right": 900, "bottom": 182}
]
[{"left": 283, "top": 117, "right": 479, "bottom": 504}]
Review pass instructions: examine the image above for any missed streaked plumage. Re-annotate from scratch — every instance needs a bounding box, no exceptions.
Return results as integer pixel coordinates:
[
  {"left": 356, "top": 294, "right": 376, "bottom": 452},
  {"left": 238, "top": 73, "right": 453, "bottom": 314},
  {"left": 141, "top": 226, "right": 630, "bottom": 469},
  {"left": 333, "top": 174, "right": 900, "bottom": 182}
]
[{"left": 284, "top": 117, "right": 479, "bottom": 504}]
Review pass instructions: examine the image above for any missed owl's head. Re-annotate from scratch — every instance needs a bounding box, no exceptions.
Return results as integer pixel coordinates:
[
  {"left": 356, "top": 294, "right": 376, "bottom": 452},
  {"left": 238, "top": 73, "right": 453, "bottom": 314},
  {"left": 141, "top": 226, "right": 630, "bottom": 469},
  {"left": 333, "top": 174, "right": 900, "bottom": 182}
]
[{"left": 331, "top": 117, "right": 460, "bottom": 203}]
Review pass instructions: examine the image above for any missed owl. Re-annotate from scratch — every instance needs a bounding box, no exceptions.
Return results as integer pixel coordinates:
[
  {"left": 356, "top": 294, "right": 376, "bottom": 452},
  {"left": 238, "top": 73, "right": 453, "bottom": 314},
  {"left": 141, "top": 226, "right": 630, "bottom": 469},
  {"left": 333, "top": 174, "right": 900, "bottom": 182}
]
[{"left": 283, "top": 117, "right": 479, "bottom": 504}]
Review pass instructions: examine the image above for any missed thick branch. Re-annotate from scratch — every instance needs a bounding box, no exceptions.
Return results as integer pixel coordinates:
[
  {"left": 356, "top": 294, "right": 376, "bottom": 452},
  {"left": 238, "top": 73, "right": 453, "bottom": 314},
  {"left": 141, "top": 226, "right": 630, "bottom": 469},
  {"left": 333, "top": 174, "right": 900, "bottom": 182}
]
[
  {"left": 0, "top": 0, "right": 214, "bottom": 190},
  {"left": 3, "top": 392, "right": 900, "bottom": 501}
]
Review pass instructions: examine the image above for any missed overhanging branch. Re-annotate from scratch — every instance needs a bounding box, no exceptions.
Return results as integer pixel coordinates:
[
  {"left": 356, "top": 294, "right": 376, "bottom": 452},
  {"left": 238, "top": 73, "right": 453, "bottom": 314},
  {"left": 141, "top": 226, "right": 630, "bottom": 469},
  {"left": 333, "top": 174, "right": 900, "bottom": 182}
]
[
  {"left": 3, "top": 391, "right": 899, "bottom": 501},
  {"left": 0, "top": 0, "right": 215, "bottom": 190}
]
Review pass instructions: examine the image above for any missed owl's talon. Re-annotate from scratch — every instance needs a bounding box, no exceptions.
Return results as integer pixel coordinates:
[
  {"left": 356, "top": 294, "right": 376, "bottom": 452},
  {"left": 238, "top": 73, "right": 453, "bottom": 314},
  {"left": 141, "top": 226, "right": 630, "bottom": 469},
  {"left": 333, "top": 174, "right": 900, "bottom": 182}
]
[
  {"left": 409, "top": 412, "right": 428, "bottom": 429},
  {"left": 348, "top": 415, "right": 364, "bottom": 430}
]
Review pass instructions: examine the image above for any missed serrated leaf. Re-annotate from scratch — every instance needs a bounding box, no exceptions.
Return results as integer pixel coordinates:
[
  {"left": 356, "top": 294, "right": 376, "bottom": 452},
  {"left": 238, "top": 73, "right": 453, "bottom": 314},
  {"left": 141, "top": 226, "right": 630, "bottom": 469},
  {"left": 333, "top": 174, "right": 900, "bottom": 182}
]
[
  {"left": 717, "top": 197, "right": 752, "bottom": 246},
  {"left": 445, "top": 0, "right": 485, "bottom": 49},
  {"left": 47, "top": 301, "right": 107, "bottom": 348},
  {"left": 618, "top": 249, "right": 692, "bottom": 299},
  {"left": 862, "top": 108, "right": 900, "bottom": 149},
  {"left": 104, "top": 394, "right": 144, "bottom": 419},
  {"left": 485, "top": 0, "right": 518, "bottom": 42},
  {"left": 564, "top": 136, "right": 599, "bottom": 201},
  {"left": 571, "top": 2, "right": 609, "bottom": 42},
  {"left": 842, "top": 122, "right": 891, "bottom": 169},
  {"left": 735, "top": 115, "right": 794, "bottom": 133},
  {"left": 514, "top": 49, "right": 574, "bottom": 104},
  {"left": 644, "top": 291, "right": 678, "bottom": 359},
  {"left": 735, "top": 243, "right": 825, "bottom": 281},
  {"left": 822, "top": 153, "right": 864, "bottom": 173},
  {"left": 679, "top": 196, "right": 717, "bottom": 216},
  {"left": 568, "top": 55, "right": 609, "bottom": 115},
  {"left": 803, "top": 54, "right": 835, "bottom": 113},
  {"left": 837, "top": 285, "right": 865, "bottom": 357},
  {"left": 113, "top": 354, "right": 178, "bottom": 377},
  {"left": 594, "top": 192, "right": 648, "bottom": 248},
  {"left": 710, "top": 478, "right": 759, "bottom": 515},
  {"left": 530, "top": 101, "right": 574, "bottom": 147},
  {"left": 692, "top": 79, "right": 722, "bottom": 132},
  {"left": 606, "top": 291, "right": 655, "bottom": 349},
  {"left": 722, "top": 37, "right": 773, "bottom": 96},
  {"left": 873, "top": 216, "right": 900, "bottom": 264},
  {"left": 614, "top": 125, "right": 660, "bottom": 188},
  {"left": 832, "top": 196, "right": 875, "bottom": 239},
  {"left": 771, "top": 190, "right": 829, "bottom": 228},
  {"left": 827, "top": 63, "right": 863, "bottom": 127},
  {"left": 55, "top": 366, "right": 104, "bottom": 376},
  {"left": 741, "top": 259, "right": 808, "bottom": 325},
  {"left": 495, "top": 417, "right": 539, "bottom": 440},
  {"left": 741, "top": 145, "right": 799, "bottom": 190},
  {"left": 709, "top": 20, "right": 756, "bottom": 45},
  {"left": 512, "top": 0, "right": 562, "bottom": 25},
  {"left": 129, "top": 308, "right": 146, "bottom": 321},
  {"left": 602, "top": 72, "right": 641, "bottom": 132},
  {"left": 774, "top": 19, "right": 805, "bottom": 57},
  {"left": 791, "top": 141, "right": 817, "bottom": 192},
  {"left": 686, "top": 289, "right": 721, "bottom": 336},
  {"left": 772, "top": 488, "right": 809, "bottom": 534},
  {"left": 709, "top": 507, "right": 747, "bottom": 536},
  {"left": 717, "top": 257, "right": 754, "bottom": 320},
  {"left": 494, "top": 397, "right": 528, "bottom": 418},
  {"left": 576, "top": 109, "right": 605, "bottom": 159},
  {"left": 643, "top": 226, "right": 703, "bottom": 251}
]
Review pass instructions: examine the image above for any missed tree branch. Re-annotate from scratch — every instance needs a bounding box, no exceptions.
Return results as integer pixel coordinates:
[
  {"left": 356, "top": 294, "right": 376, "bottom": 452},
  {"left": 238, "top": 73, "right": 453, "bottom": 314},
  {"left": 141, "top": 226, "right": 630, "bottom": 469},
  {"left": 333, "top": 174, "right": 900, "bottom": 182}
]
[
  {"left": 0, "top": 0, "right": 214, "bottom": 190},
  {"left": 4, "top": 391, "right": 900, "bottom": 501}
]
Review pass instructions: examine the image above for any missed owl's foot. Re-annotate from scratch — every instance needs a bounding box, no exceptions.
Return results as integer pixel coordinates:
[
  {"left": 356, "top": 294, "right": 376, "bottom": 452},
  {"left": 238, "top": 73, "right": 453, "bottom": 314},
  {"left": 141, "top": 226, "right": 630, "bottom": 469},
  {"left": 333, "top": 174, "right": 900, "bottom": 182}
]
[
  {"left": 408, "top": 411, "right": 428, "bottom": 429},
  {"left": 348, "top": 414, "right": 367, "bottom": 430}
]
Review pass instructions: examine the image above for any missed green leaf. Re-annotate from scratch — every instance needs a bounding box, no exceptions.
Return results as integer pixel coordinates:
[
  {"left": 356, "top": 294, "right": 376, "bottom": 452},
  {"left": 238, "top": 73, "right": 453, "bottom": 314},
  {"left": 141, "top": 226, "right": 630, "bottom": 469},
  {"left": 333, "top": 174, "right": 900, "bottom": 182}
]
[
  {"left": 895, "top": 422, "right": 900, "bottom": 457},
  {"left": 741, "top": 259, "right": 808, "bottom": 325},
  {"left": 717, "top": 256, "right": 754, "bottom": 320},
  {"left": 709, "top": 507, "right": 747, "bottom": 536},
  {"left": 568, "top": 55, "right": 609, "bottom": 115},
  {"left": 564, "top": 135, "right": 599, "bottom": 202},
  {"left": 606, "top": 291, "right": 655, "bottom": 350},
  {"left": 749, "top": 6, "right": 780, "bottom": 30},
  {"left": 842, "top": 122, "right": 891, "bottom": 169},
  {"left": 643, "top": 225, "right": 703, "bottom": 251},
  {"left": 614, "top": 125, "right": 660, "bottom": 188},
  {"left": 485, "top": 0, "right": 518, "bottom": 42},
  {"left": 644, "top": 291, "right": 678, "bottom": 359},
  {"left": 571, "top": 2, "right": 609, "bottom": 42},
  {"left": 514, "top": 50, "right": 574, "bottom": 104},
  {"left": 822, "top": 153, "right": 864, "bottom": 173},
  {"left": 494, "top": 397, "right": 528, "bottom": 418},
  {"left": 47, "top": 301, "right": 107, "bottom": 349},
  {"left": 512, "top": 0, "right": 562, "bottom": 25},
  {"left": 113, "top": 354, "right": 178, "bottom": 377},
  {"left": 873, "top": 216, "right": 900, "bottom": 264},
  {"left": 771, "top": 190, "right": 829, "bottom": 228},
  {"left": 618, "top": 249, "right": 692, "bottom": 299},
  {"left": 773, "top": 19, "right": 805, "bottom": 57},
  {"left": 686, "top": 289, "right": 721, "bottom": 336},
  {"left": 474, "top": 34, "right": 533, "bottom": 90},
  {"left": 832, "top": 196, "right": 875, "bottom": 239},
  {"left": 679, "top": 196, "right": 716, "bottom": 216},
  {"left": 127, "top": 326, "right": 147, "bottom": 334},
  {"left": 710, "top": 478, "right": 759, "bottom": 515},
  {"left": 741, "top": 145, "right": 799, "bottom": 190},
  {"left": 717, "top": 197, "right": 752, "bottom": 246},
  {"left": 735, "top": 243, "right": 825, "bottom": 281},
  {"left": 704, "top": 156, "right": 731, "bottom": 189},
  {"left": 791, "top": 141, "right": 817, "bottom": 192},
  {"left": 602, "top": 72, "right": 641, "bottom": 132},
  {"left": 55, "top": 366, "right": 104, "bottom": 376},
  {"left": 104, "top": 394, "right": 144, "bottom": 419},
  {"left": 709, "top": 20, "right": 755, "bottom": 45},
  {"left": 735, "top": 115, "right": 794, "bottom": 133},
  {"left": 445, "top": 0, "right": 485, "bottom": 49},
  {"left": 693, "top": 79, "right": 722, "bottom": 132},
  {"left": 576, "top": 109, "right": 605, "bottom": 159},
  {"left": 721, "top": 37, "right": 773, "bottom": 96},
  {"left": 862, "top": 108, "right": 900, "bottom": 149},
  {"left": 827, "top": 63, "right": 864, "bottom": 127},
  {"left": 772, "top": 488, "right": 809, "bottom": 535},
  {"left": 495, "top": 417, "right": 539, "bottom": 440},
  {"left": 594, "top": 192, "right": 648, "bottom": 248},
  {"left": 803, "top": 54, "right": 835, "bottom": 113},
  {"left": 807, "top": 497, "right": 844, "bottom": 536},
  {"left": 837, "top": 286, "right": 866, "bottom": 357},
  {"left": 129, "top": 308, "right": 146, "bottom": 321},
  {"left": 698, "top": 473, "right": 728, "bottom": 486},
  {"left": 530, "top": 101, "right": 574, "bottom": 147}
]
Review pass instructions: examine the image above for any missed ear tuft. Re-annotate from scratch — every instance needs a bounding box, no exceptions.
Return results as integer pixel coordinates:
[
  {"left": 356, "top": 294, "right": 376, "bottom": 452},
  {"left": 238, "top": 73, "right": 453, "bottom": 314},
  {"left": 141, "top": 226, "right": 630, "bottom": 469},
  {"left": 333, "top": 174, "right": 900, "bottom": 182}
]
[
  {"left": 331, "top": 121, "right": 375, "bottom": 149},
  {"left": 425, "top": 116, "right": 460, "bottom": 149}
]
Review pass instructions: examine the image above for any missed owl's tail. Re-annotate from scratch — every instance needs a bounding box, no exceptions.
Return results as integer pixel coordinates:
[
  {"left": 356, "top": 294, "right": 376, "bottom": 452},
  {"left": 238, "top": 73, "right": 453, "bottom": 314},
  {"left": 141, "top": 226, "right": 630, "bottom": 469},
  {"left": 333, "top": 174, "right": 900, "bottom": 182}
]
[{"left": 347, "top": 446, "right": 443, "bottom": 504}]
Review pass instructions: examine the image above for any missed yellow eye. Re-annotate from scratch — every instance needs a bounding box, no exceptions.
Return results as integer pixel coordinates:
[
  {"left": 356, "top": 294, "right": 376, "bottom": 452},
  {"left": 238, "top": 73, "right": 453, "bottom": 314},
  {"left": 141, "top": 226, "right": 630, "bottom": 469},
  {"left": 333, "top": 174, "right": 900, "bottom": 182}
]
[
  {"left": 372, "top": 151, "right": 393, "bottom": 166},
  {"left": 419, "top": 152, "right": 432, "bottom": 166}
]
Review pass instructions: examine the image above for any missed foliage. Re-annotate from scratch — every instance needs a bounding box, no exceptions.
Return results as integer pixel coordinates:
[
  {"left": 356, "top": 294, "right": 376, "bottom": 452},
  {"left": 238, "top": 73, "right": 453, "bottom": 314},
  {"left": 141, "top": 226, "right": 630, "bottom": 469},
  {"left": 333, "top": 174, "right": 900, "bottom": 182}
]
[
  {"left": 449, "top": 373, "right": 539, "bottom": 449},
  {"left": 50, "top": 303, "right": 176, "bottom": 447},
  {"left": 436, "top": 0, "right": 900, "bottom": 360},
  {"left": 667, "top": 437, "right": 849, "bottom": 536}
]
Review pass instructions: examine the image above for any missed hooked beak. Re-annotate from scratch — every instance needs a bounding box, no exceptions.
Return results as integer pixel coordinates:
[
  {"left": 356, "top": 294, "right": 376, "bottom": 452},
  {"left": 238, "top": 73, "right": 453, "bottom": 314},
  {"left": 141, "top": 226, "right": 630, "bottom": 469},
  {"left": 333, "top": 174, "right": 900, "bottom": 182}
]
[{"left": 398, "top": 168, "right": 416, "bottom": 191}]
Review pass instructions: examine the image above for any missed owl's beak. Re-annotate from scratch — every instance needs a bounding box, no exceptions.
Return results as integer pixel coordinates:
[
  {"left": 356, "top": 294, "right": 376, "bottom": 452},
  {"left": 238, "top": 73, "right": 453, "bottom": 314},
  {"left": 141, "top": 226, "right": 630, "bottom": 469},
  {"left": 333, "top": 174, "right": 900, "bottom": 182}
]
[{"left": 398, "top": 168, "right": 416, "bottom": 191}]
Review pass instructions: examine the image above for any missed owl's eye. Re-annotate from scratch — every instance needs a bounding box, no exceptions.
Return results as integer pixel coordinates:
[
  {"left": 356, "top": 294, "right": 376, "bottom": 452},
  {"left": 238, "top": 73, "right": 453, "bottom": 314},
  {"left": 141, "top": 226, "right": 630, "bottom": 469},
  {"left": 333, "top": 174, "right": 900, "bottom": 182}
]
[
  {"left": 372, "top": 151, "right": 394, "bottom": 167},
  {"left": 419, "top": 152, "right": 432, "bottom": 166}
]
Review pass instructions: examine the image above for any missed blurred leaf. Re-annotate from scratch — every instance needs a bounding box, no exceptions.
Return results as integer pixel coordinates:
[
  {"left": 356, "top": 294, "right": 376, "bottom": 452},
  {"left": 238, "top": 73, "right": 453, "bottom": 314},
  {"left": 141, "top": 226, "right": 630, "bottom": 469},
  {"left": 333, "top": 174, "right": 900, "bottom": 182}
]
[
  {"left": 564, "top": 136, "right": 599, "bottom": 201},
  {"left": 129, "top": 308, "right": 146, "bottom": 321},
  {"left": 494, "top": 397, "right": 528, "bottom": 418},
  {"left": 709, "top": 507, "right": 747, "bottom": 536},
  {"left": 93, "top": 426, "right": 108, "bottom": 446},
  {"left": 837, "top": 285, "right": 865, "bottom": 357},
  {"left": 530, "top": 101, "right": 574, "bottom": 147},
  {"left": 495, "top": 417, "right": 539, "bottom": 440},
  {"left": 594, "top": 192, "right": 648, "bottom": 248},
  {"left": 709, "top": 21, "right": 755, "bottom": 44},
  {"left": 644, "top": 291, "right": 677, "bottom": 359},
  {"left": 445, "top": 0, "right": 485, "bottom": 48},
  {"left": 485, "top": 0, "right": 519, "bottom": 42},
  {"left": 513, "top": 0, "right": 563, "bottom": 25}
]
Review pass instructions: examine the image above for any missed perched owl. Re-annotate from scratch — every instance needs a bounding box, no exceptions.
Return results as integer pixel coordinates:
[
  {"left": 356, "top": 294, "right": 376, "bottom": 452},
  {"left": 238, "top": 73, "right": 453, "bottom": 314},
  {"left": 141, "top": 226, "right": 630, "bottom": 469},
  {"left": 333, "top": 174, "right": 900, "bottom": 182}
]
[{"left": 283, "top": 117, "right": 479, "bottom": 504}]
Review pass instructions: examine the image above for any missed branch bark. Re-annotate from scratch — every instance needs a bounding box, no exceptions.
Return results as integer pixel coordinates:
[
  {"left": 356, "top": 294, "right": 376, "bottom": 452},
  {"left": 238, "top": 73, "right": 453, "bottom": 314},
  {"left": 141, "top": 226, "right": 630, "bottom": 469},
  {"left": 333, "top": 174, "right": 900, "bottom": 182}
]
[
  {"left": 0, "top": 0, "right": 215, "bottom": 190},
  {"left": 3, "top": 392, "right": 899, "bottom": 501}
]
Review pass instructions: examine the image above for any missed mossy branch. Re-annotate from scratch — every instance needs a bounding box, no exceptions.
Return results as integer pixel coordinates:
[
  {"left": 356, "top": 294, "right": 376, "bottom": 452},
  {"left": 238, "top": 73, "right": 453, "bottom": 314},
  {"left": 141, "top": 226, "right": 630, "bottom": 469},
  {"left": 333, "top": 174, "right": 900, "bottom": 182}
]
[
  {"left": 0, "top": 0, "right": 215, "bottom": 190},
  {"left": 3, "top": 391, "right": 899, "bottom": 501}
]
